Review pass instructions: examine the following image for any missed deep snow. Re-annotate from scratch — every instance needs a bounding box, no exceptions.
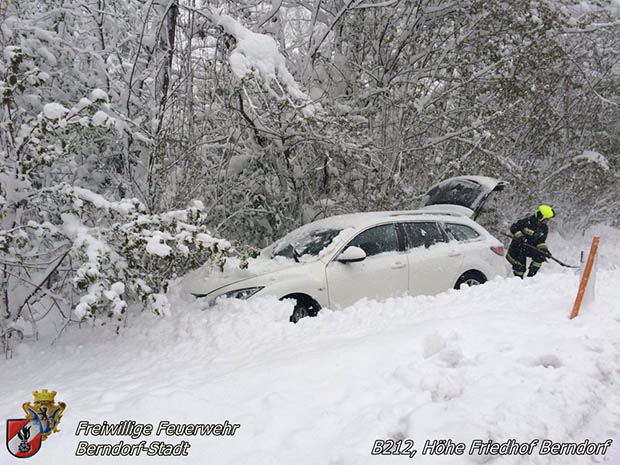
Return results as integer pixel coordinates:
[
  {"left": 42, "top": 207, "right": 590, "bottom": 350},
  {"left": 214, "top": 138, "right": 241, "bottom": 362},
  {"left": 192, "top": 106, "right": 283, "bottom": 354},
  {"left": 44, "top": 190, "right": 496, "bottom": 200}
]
[{"left": 2, "top": 226, "right": 620, "bottom": 465}]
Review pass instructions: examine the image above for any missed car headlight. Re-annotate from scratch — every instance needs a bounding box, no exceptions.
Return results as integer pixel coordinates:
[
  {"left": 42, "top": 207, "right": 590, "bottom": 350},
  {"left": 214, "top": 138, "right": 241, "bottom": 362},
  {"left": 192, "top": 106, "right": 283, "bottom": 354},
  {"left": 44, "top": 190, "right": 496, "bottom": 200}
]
[{"left": 221, "top": 287, "right": 264, "bottom": 300}]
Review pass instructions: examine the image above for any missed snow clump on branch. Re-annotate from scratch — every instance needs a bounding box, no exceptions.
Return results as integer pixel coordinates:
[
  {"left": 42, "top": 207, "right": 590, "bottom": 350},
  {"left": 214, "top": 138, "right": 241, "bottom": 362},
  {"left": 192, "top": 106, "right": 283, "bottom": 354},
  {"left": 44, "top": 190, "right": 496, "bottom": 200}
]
[{"left": 214, "top": 13, "right": 317, "bottom": 116}]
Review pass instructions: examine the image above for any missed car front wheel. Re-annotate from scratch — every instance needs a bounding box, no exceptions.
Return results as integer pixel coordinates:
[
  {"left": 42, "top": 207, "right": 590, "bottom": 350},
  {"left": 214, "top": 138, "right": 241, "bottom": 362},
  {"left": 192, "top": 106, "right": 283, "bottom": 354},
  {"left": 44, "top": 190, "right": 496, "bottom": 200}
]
[
  {"left": 284, "top": 294, "right": 321, "bottom": 324},
  {"left": 290, "top": 303, "right": 309, "bottom": 323}
]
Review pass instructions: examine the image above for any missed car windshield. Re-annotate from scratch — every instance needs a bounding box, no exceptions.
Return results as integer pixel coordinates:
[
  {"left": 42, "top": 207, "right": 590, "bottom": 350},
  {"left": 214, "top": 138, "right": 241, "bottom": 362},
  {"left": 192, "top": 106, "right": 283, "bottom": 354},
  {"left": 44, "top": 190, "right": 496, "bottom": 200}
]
[{"left": 272, "top": 228, "right": 343, "bottom": 261}]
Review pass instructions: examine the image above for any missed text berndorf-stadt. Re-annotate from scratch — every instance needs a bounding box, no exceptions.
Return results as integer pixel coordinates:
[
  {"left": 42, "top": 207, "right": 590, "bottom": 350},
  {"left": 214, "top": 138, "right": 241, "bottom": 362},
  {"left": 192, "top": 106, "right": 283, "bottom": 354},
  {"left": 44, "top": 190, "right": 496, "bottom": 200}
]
[{"left": 75, "top": 420, "right": 241, "bottom": 457}]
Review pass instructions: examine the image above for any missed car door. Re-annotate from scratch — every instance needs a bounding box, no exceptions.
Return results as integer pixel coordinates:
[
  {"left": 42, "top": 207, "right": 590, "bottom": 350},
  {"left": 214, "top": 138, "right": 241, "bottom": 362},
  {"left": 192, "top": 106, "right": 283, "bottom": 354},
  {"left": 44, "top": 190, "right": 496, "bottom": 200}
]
[
  {"left": 400, "top": 221, "right": 463, "bottom": 296},
  {"left": 326, "top": 223, "right": 408, "bottom": 308},
  {"left": 443, "top": 221, "right": 488, "bottom": 269}
]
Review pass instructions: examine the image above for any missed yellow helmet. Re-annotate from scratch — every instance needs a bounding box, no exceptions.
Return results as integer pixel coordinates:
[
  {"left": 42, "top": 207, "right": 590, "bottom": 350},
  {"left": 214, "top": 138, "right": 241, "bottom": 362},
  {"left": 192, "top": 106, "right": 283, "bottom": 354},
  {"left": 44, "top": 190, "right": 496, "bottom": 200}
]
[{"left": 536, "top": 204, "right": 555, "bottom": 220}]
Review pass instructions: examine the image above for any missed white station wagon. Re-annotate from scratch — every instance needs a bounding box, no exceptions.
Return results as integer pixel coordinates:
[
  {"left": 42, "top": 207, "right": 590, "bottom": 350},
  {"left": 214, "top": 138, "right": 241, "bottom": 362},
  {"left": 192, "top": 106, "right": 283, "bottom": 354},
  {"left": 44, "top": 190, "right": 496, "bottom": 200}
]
[{"left": 192, "top": 176, "right": 511, "bottom": 322}]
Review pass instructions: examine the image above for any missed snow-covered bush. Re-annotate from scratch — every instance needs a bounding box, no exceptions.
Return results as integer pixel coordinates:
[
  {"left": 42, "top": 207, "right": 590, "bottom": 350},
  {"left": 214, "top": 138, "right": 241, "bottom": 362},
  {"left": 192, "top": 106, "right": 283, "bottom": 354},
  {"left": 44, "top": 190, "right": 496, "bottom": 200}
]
[
  {"left": 0, "top": 34, "right": 231, "bottom": 335},
  {"left": 60, "top": 191, "right": 231, "bottom": 321},
  {"left": 0, "top": 173, "right": 232, "bottom": 328},
  {"left": 0, "top": 176, "right": 231, "bottom": 331}
]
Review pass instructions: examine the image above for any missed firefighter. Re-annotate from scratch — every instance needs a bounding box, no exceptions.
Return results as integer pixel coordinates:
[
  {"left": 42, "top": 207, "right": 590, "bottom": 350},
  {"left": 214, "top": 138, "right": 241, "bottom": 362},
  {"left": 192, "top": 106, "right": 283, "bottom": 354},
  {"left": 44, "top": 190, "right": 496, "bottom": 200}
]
[{"left": 506, "top": 205, "right": 555, "bottom": 278}]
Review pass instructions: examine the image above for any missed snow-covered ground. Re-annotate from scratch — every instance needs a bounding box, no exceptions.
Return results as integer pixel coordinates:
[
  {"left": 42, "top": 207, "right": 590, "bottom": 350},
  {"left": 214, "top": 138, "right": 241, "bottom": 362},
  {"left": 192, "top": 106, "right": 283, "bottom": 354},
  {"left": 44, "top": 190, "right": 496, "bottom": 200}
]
[{"left": 2, "top": 226, "right": 620, "bottom": 465}]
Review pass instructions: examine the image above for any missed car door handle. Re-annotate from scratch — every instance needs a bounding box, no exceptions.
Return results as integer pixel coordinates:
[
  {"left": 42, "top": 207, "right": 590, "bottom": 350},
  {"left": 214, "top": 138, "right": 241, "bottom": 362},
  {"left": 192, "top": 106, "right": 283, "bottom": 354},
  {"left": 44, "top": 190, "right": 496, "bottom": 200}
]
[
  {"left": 448, "top": 252, "right": 462, "bottom": 257},
  {"left": 391, "top": 261, "right": 406, "bottom": 269}
]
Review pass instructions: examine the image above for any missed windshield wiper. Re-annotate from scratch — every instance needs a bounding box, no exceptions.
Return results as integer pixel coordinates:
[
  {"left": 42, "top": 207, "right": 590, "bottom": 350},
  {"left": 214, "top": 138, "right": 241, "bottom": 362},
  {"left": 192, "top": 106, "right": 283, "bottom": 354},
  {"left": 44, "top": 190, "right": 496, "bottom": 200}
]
[
  {"left": 272, "top": 243, "right": 301, "bottom": 262},
  {"left": 292, "top": 247, "right": 300, "bottom": 263}
]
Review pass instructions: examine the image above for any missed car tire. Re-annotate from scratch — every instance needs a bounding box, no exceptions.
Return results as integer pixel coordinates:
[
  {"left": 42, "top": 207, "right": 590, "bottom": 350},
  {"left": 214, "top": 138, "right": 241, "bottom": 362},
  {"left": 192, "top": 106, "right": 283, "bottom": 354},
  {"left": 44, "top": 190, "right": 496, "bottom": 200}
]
[
  {"left": 454, "top": 271, "right": 487, "bottom": 290},
  {"left": 289, "top": 303, "right": 309, "bottom": 324},
  {"left": 285, "top": 295, "right": 321, "bottom": 324}
]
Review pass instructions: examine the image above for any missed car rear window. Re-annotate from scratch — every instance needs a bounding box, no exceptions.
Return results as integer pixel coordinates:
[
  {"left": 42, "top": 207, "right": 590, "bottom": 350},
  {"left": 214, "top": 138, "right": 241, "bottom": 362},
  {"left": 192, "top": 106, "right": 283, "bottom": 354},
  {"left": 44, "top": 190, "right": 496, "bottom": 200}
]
[
  {"left": 445, "top": 223, "right": 481, "bottom": 241},
  {"left": 401, "top": 222, "right": 446, "bottom": 249}
]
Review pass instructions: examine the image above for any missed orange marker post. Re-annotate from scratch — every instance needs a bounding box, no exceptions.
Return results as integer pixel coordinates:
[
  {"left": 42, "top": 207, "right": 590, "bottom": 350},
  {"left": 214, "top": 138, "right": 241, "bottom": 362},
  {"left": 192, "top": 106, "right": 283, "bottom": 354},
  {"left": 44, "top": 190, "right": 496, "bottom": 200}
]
[{"left": 570, "top": 236, "right": 600, "bottom": 319}]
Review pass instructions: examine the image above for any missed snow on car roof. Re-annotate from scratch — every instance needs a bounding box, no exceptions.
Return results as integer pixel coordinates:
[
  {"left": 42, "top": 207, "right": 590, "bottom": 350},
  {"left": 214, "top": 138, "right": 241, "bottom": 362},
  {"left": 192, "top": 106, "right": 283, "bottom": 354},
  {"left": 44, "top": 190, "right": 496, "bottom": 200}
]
[{"left": 293, "top": 209, "right": 469, "bottom": 232}]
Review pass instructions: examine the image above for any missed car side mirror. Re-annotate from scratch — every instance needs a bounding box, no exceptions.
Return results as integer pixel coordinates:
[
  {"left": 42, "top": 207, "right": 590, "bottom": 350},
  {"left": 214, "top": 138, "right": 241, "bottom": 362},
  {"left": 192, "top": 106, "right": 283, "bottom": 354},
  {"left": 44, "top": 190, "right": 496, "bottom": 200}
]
[{"left": 337, "top": 246, "right": 367, "bottom": 263}]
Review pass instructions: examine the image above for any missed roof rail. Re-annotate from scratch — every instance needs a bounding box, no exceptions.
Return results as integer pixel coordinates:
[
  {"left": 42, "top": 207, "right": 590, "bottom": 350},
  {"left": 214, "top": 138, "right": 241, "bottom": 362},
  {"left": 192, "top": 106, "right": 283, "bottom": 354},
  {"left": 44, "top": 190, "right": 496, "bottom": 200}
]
[{"left": 388, "top": 211, "right": 464, "bottom": 218}]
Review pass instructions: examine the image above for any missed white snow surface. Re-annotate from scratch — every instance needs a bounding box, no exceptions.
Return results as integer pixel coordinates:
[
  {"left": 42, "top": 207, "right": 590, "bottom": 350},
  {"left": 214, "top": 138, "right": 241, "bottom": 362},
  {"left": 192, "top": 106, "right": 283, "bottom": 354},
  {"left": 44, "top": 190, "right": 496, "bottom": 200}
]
[
  {"left": 90, "top": 88, "right": 109, "bottom": 102},
  {"left": 92, "top": 110, "right": 109, "bottom": 127},
  {"left": 146, "top": 232, "right": 173, "bottom": 257},
  {"left": 42, "top": 102, "right": 69, "bottom": 120},
  {"left": 2, "top": 228, "right": 620, "bottom": 464}
]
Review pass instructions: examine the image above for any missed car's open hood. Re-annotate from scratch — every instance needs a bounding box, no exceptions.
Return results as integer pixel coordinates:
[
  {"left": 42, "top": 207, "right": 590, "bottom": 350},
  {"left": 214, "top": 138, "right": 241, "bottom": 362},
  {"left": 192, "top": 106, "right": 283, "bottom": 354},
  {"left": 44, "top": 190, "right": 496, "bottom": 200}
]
[{"left": 419, "top": 175, "right": 507, "bottom": 220}]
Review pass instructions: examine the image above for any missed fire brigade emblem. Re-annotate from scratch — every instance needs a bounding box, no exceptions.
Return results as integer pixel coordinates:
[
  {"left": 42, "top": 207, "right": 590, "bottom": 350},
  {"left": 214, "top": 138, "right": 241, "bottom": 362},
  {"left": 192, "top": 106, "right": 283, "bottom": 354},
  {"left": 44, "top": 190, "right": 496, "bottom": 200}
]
[{"left": 6, "top": 390, "right": 66, "bottom": 458}]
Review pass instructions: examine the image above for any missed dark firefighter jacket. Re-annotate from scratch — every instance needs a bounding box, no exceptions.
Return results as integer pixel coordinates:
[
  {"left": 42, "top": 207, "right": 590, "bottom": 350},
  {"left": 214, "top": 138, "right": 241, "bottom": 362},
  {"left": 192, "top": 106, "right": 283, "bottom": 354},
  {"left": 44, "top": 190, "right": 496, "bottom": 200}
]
[{"left": 508, "top": 215, "right": 550, "bottom": 262}]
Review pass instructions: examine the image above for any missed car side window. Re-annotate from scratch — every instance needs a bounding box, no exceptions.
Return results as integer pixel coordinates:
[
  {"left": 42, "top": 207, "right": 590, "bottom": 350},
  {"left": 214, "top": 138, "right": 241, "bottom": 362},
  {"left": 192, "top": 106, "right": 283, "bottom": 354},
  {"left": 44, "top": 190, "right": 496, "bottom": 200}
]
[
  {"left": 402, "top": 222, "right": 446, "bottom": 249},
  {"left": 347, "top": 224, "right": 399, "bottom": 257},
  {"left": 445, "top": 223, "right": 481, "bottom": 241}
]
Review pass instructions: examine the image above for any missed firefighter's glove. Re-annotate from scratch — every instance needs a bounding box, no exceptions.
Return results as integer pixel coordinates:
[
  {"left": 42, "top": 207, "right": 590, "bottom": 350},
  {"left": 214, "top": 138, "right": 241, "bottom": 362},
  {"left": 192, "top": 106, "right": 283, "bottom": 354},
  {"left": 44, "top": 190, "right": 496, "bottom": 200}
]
[{"left": 538, "top": 247, "right": 550, "bottom": 262}]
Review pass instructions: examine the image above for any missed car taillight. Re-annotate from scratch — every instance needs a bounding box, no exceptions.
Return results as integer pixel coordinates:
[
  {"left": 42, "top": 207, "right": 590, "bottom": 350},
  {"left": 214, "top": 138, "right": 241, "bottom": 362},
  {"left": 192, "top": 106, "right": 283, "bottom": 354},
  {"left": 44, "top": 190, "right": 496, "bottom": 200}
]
[{"left": 491, "top": 245, "right": 504, "bottom": 256}]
